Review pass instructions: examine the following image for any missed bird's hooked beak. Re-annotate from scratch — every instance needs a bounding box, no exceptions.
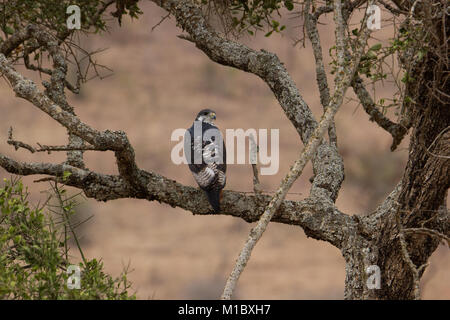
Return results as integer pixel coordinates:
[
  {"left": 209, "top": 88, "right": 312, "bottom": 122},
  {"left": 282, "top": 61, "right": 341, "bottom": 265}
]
[{"left": 211, "top": 112, "right": 216, "bottom": 120}]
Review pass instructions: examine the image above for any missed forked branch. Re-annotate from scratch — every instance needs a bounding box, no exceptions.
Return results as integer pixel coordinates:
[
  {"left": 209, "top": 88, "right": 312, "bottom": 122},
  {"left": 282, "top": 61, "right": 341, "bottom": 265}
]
[{"left": 220, "top": 0, "right": 375, "bottom": 300}]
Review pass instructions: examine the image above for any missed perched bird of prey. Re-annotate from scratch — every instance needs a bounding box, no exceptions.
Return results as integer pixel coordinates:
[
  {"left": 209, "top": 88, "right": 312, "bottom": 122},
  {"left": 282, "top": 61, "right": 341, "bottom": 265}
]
[{"left": 185, "top": 109, "right": 226, "bottom": 213}]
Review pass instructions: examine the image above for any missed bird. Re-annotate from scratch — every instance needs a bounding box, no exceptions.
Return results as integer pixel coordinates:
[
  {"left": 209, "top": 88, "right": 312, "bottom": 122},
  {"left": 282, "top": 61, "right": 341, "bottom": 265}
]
[{"left": 185, "top": 109, "right": 226, "bottom": 213}]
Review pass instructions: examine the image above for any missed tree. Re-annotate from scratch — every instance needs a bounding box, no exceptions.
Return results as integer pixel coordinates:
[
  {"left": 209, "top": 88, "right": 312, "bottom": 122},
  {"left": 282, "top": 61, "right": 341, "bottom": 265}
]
[
  {"left": 0, "top": 177, "right": 135, "bottom": 299},
  {"left": 0, "top": 0, "right": 448, "bottom": 299}
]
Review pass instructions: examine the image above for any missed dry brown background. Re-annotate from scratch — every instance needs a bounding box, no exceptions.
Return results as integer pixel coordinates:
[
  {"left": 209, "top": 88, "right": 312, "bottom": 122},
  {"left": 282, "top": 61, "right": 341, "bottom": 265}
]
[{"left": 0, "top": 2, "right": 448, "bottom": 299}]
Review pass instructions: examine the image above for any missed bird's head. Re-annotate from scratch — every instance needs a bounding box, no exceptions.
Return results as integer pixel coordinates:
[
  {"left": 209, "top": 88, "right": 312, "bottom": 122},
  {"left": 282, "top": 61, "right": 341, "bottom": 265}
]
[{"left": 195, "top": 109, "right": 217, "bottom": 124}]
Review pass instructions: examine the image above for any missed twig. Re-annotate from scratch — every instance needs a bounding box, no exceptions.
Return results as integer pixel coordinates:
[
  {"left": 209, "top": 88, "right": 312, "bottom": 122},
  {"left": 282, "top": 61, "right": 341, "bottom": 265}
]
[
  {"left": 35, "top": 143, "right": 98, "bottom": 153},
  {"left": 7, "top": 127, "right": 98, "bottom": 154},
  {"left": 177, "top": 34, "right": 194, "bottom": 42},
  {"left": 151, "top": 13, "right": 171, "bottom": 32},
  {"left": 51, "top": 181, "right": 87, "bottom": 265},
  {"left": 424, "top": 126, "right": 450, "bottom": 159},
  {"left": 34, "top": 177, "right": 60, "bottom": 183},
  {"left": 378, "top": 0, "right": 409, "bottom": 15},
  {"left": 7, "top": 127, "right": 36, "bottom": 153},
  {"left": 403, "top": 227, "right": 450, "bottom": 246},
  {"left": 395, "top": 209, "right": 427, "bottom": 300}
]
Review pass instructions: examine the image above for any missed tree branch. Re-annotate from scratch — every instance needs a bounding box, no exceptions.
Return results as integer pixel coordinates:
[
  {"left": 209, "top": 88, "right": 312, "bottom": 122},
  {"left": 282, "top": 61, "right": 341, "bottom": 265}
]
[
  {"left": 403, "top": 227, "right": 450, "bottom": 246},
  {"left": 351, "top": 75, "right": 410, "bottom": 151},
  {"left": 395, "top": 209, "right": 425, "bottom": 300},
  {"left": 0, "top": 25, "right": 33, "bottom": 56},
  {"left": 378, "top": 0, "right": 409, "bottom": 15},
  {"left": 0, "top": 53, "right": 142, "bottom": 189},
  {"left": 304, "top": 0, "right": 337, "bottom": 146},
  {"left": 7, "top": 127, "right": 98, "bottom": 154},
  {"left": 0, "top": 152, "right": 351, "bottom": 245}
]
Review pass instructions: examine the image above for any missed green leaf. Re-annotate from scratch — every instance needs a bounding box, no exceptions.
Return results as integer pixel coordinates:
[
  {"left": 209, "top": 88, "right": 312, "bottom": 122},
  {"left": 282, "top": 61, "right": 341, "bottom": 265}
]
[
  {"left": 404, "top": 95, "right": 413, "bottom": 103},
  {"left": 284, "top": 0, "right": 294, "bottom": 11},
  {"left": 367, "top": 51, "right": 377, "bottom": 58},
  {"left": 416, "top": 50, "right": 426, "bottom": 61},
  {"left": 4, "top": 26, "right": 14, "bottom": 35},
  {"left": 63, "top": 171, "right": 72, "bottom": 181},
  {"left": 369, "top": 43, "right": 382, "bottom": 51}
]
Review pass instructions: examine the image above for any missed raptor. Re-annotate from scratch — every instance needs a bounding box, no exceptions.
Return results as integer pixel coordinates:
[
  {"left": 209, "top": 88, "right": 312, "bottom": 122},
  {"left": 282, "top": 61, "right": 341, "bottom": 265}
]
[{"left": 185, "top": 109, "right": 227, "bottom": 213}]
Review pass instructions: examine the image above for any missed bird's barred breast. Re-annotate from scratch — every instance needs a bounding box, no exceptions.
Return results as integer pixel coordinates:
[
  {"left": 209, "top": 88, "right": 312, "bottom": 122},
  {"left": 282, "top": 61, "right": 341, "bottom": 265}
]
[{"left": 193, "top": 167, "right": 215, "bottom": 188}]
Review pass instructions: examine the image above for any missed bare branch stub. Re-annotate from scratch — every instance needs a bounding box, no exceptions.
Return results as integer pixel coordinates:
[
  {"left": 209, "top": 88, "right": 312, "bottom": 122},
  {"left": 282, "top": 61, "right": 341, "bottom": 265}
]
[
  {"left": 351, "top": 75, "right": 410, "bottom": 151},
  {"left": 0, "top": 25, "right": 34, "bottom": 57},
  {"left": 7, "top": 127, "right": 36, "bottom": 153}
]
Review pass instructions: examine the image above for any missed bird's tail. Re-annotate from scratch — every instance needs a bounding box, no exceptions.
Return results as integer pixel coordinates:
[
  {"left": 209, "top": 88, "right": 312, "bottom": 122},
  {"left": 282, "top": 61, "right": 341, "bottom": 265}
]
[{"left": 206, "top": 190, "right": 221, "bottom": 213}]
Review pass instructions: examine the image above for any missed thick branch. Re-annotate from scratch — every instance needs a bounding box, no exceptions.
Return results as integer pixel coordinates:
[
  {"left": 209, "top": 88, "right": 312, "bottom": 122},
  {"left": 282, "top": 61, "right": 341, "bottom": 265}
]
[
  {"left": 28, "top": 24, "right": 85, "bottom": 167},
  {"left": 0, "top": 152, "right": 351, "bottom": 247},
  {"left": 0, "top": 25, "right": 33, "bottom": 56}
]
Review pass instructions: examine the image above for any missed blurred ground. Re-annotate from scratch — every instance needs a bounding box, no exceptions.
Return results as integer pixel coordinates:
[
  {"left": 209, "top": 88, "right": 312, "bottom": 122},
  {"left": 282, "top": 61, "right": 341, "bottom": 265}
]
[{"left": 0, "top": 3, "right": 448, "bottom": 299}]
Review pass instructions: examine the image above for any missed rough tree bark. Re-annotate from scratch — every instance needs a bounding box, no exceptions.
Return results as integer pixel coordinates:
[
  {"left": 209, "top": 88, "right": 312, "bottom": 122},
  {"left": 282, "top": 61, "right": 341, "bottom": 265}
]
[{"left": 0, "top": 0, "right": 448, "bottom": 299}]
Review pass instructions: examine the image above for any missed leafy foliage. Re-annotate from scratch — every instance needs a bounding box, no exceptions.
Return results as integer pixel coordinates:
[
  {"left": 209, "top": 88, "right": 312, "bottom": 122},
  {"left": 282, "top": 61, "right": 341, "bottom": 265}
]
[
  {"left": 111, "top": 0, "right": 143, "bottom": 25},
  {"left": 0, "top": 177, "right": 135, "bottom": 299},
  {"left": 328, "top": 22, "right": 430, "bottom": 116},
  {"left": 2, "top": 0, "right": 102, "bottom": 36},
  {"left": 200, "top": 0, "right": 294, "bottom": 36},
  {"left": 0, "top": 0, "right": 142, "bottom": 82}
]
